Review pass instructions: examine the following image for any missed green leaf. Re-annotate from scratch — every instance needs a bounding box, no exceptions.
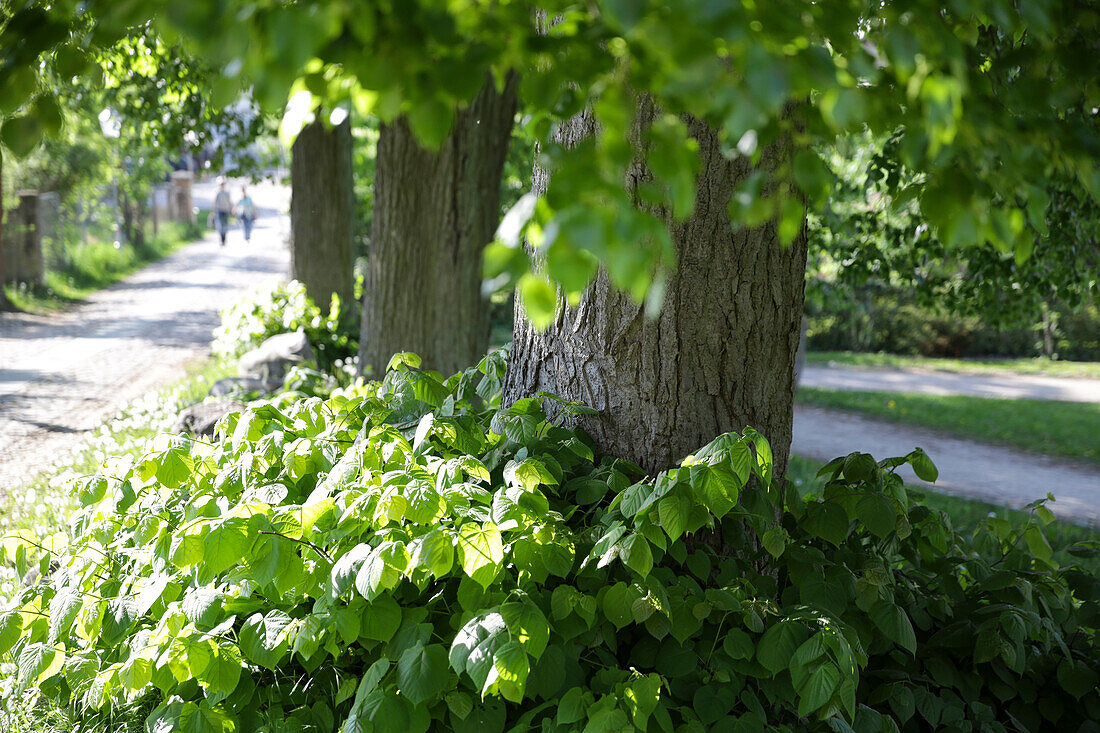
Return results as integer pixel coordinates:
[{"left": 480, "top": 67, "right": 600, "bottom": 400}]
[
  {"left": 804, "top": 501, "right": 850, "bottom": 547},
  {"left": 457, "top": 522, "right": 504, "bottom": 590},
  {"left": 618, "top": 534, "right": 653, "bottom": 577},
  {"left": 761, "top": 528, "right": 788, "bottom": 559},
  {"left": 1024, "top": 525, "right": 1054, "bottom": 563},
  {"left": 658, "top": 495, "right": 689, "bottom": 540},
  {"left": 362, "top": 596, "right": 403, "bottom": 641},
  {"left": 856, "top": 493, "right": 896, "bottom": 538},
  {"left": 398, "top": 643, "right": 450, "bottom": 705},
  {"left": 238, "top": 610, "right": 292, "bottom": 670},
  {"left": 757, "top": 620, "right": 809, "bottom": 674},
  {"left": 204, "top": 520, "right": 250, "bottom": 577},
  {"left": 557, "top": 687, "right": 589, "bottom": 724},
  {"left": 47, "top": 588, "right": 81, "bottom": 644},
  {"left": 518, "top": 274, "right": 559, "bottom": 330},
  {"left": 356, "top": 541, "right": 409, "bottom": 600},
  {"left": 414, "top": 529, "right": 455, "bottom": 578},
  {"left": 501, "top": 601, "right": 549, "bottom": 660},
  {"left": 492, "top": 640, "right": 530, "bottom": 702},
  {"left": 869, "top": 601, "right": 917, "bottom": 654},
  {"left": 906, "top": 449, "right": 938, "bottom": 482},
  {"left": 795, "top": 662, "right": 842, "bottom": 717}
]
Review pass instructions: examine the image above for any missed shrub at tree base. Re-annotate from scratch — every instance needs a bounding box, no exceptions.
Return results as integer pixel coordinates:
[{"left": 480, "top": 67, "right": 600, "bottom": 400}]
[
  {"left": 1, "top": 352, "right": 1098, "bottom": 732},
  {"left": 212, "top": 280, "right": 359, "bottom": 373}
]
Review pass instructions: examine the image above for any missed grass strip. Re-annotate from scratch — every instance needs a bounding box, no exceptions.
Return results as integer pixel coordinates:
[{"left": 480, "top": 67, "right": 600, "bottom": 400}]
[
  {"left": 808, "top": 350, "right": 1100, "bottom": 380},
  {"left": 796, "top": 387, "right": 1100, "bottom": 464}
]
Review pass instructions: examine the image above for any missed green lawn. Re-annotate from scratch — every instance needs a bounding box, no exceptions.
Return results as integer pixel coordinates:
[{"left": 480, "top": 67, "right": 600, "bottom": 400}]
[
  {"left": 809, "top": 350, "right": 1100, "bottom": 380},
  {"left": 796, "top": 387, "right": 1100, "bottom": 464},
  {"left": 3, "top": 218, "right": 205, "bottom": 314}
]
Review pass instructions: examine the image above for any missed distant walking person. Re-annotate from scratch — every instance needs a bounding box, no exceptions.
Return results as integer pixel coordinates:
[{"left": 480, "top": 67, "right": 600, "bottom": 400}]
[
  {"left": 212, "top": 178, "right": 232, "bottom": 246},
  {"left": 236, "top": 186, "right": 256, "bottom": 243}
]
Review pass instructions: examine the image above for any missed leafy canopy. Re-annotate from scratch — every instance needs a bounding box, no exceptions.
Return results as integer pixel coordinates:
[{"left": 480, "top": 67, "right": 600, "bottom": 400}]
[{"left": 3, "top": 0, "right": 1098, "bottom": 319}]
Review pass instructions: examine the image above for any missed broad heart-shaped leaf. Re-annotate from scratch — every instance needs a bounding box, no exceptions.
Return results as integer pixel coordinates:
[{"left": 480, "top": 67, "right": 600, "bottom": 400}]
[
  {"left": 491, "top": 640, "right": 530, "bottom": 702},
  {"left": 804, "top": 501, "right": 851, "bottom": 547},
  {"left": 450, "top": 612, "right": 508, "bottom": 692},
  {"left": 618, "top": 533, "right": 654, "bottom": 577},
  {"left": 757, "top": 620, "right": 810, "bottom": 674},
  {"left": 410, "top": 529, "right": 455, "bottom": 578},
  {"left": 203, "top": 519, "right": 251, "bottom": 577},
  {"left": 182, "top": 586, "right": 225, "bottom": 628},
  {"left": 356, "top": 541, "right": 409, "bottom": 601},
  {"left": 238, "top": 610, "right": 292, "bottom": 670},
  {"left": 200, "top": 643, "right": 242, "bottom": 698},
  {"left": 47, "top": 587, "right": 82, "bottom": 644},
  {"left": 457, "top": 522, "right": 504, "bottom": 589},
  {"left": 331, "top": 543, "right": 372, "bottom": 597},
  {"left": 856, "top": 493, "right": 897, "bottom": 538},
  {"left": 500, "top": 601, "right": 549, "bottom": 659},
  {"left": 179, "top": 701, "right": 236, "bottom": 733},
  {"left": 795, "top": 662, "right": 842, "bottom": 718},
  {"left": 869, "top": 600, "right": 917, "bottom": 655},
  {"left": 658, "top": 495, "right": 690, "bottom": 540},
  {"left": 398, "top": 643, "right": 450, "bottom": 705},
  {"left": 361, "top": 595, "right": 402, "bottom": 642},
  {"left": 0, "top": 609, "right": 24, "bottom": 656}
]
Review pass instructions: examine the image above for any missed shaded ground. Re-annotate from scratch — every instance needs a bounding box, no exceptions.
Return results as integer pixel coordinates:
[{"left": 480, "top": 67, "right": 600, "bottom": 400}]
[{"left": 0, "top": 180, "right": 289, "bottom": 493}]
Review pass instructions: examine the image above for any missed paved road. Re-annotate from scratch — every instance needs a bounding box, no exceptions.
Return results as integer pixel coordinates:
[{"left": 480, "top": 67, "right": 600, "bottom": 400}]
[
  {"left": 802, "top": 364, "right": 1100, "bottom": 403},
  {"left": 792, "top": 404, "right": 1100, "bottom": 526},
  {"left": 0, "top": 180, "right": 289, "bottom": 493}
]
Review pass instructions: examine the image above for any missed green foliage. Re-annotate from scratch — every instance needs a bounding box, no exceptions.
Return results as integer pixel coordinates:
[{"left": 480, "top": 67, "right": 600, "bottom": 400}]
[
  {"left": 212, "top": 280, "right": 359, "bottom": 372},
  {"left": 2, "top": 353, "right": 1097, "bottom": 731},
  {"left": 5, "top": 0, "right": 1100, "bottom": 318},
  {"left": 806, "top": 133, "right": 1100, "bottom": 359}
]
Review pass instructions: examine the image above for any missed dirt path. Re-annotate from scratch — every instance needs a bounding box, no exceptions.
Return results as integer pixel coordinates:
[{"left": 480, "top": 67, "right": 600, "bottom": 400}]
[
  {"left": 0, "top": 181, "right": 290, "bottom": 493},
  {"left": 793, "top": 405, "right": 1100, "bottom": 525},
  {"left": 801, "top": 364, "right": 1100, "bottom": 403}
]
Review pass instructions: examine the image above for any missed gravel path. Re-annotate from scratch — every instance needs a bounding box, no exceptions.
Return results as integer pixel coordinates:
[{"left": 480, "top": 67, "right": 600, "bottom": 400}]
[
  {"left": 0, "top": 181, "right": 290, "bottom": 493},
  {"left": 793, "top": 405, "right": 1100, "bottom": 525},
  {"left": 802, "top": 364, "right": 1100, "bottom": 403}
]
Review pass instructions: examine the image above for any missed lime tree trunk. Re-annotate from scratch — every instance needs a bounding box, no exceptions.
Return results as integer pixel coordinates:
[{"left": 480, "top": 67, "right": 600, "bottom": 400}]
[
  {"left": 290, "top": 116, "right": 355, "bottom": 309},
  {"left": 504, "top": 116, "right": 807, "bottom": 478},
  {"left": 357, "top": 75, "right": 518, "bottom": 377}
]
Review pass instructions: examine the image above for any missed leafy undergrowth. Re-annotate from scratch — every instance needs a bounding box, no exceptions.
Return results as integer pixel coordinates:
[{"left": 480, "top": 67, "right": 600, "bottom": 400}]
[
  {"left": 2, "top": 220, "right": 205, "bottom": 314},
  {"left": 1, "top": 352, "right": 1097, "bottom": 732},
  {"left": 788, "top": 456, "right": 1100, "bottom": 574},
  {"left": 808, "top": 351, "right": 1100, "bottom": 380},
  {"left": 212, "top": 280, "right": 359, "bottom": 373},
  {"left": 796, "top": 388, "right": 1100, "bottom": 464}
]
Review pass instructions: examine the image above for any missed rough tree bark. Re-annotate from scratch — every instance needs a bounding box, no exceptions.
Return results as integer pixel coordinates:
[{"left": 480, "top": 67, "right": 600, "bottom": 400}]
[
  {"left": 290, "top": 116, "right": 355, "bottom": 308},
  {"left": 358, "top": 74, "right": 519, "bottom": 377},
  {"left": 0, "top": 146, "right": 7, "bottom": 308},
  {"left": 505, "top": 110, "right": 808, "bottom": 478}
]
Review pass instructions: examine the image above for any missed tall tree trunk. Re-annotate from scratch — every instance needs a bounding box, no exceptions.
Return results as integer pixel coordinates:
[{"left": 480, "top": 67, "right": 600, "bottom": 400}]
[
  {"left": 291, "top": 116, "right": 355, "bottom": 309},
  {"left": 0, "top": 146, "right": 7, "bottom": 308},
  {"left": 505, "top": 113, "right": 807, "bottom": 478},
  {"left": 358, "top": 74, "right": 518, "bottom": 377}
]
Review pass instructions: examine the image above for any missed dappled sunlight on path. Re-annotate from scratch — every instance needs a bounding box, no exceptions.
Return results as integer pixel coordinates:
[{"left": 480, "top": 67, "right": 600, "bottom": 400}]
[{"left": 0, "top": 183, "right": 290, "bottom": 494}]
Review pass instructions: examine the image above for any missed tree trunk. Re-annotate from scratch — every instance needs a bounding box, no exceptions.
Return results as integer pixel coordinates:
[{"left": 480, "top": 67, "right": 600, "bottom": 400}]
[
  {"left": 505, "top": 113, "right": 807, "bottom": 479},
  {"left": 290, "top": 116, "right": 355, "bottom": 309},
  {"left": 358, "top": 74, "right": 518, "bottom": 377},
  {"left": 0, "top": 146, "right": 7, "bottom": 308}
]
